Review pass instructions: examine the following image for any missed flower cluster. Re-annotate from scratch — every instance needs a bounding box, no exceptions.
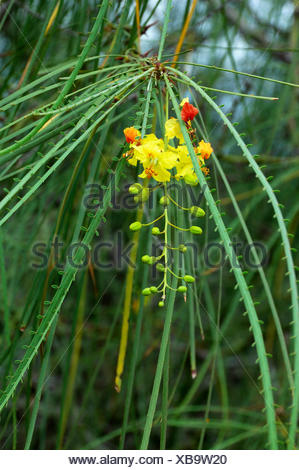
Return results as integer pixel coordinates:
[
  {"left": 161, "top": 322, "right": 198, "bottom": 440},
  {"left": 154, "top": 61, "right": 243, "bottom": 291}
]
[
  {"left": 123, "top": 98, "right": 213, "bottom": 184},
  {"left": 123, "top": 98, "right": 212, "bottom": 306}
]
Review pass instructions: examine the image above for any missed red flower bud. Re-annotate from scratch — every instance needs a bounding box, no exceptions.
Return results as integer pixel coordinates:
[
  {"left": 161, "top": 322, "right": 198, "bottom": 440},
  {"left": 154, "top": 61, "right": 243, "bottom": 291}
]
[{"left": 181, "top": 102, "right": 199, "bottom": 122}]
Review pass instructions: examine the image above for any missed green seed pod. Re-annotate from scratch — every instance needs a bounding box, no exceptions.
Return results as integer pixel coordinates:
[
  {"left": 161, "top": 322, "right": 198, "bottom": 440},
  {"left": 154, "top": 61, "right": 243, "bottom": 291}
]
[
  {"left": 150, "top": 286, "right": 158, "bottom": 293},
  {"left": 156, "top": 263, "right": 165, "bottom": 272},
  {"left": 129, "top": 183, "right": 142, "bottom": 195},
  {"left": 130, "top": 221, "right": 142, "bottom": 231},
  {"left": 184, "top": 275, "right": 195, "bottom": 283},
  {"left": 190, "top": 225, "right": 202, "bottom": 235},
  {"left": 142, "top": 288, "right": 151, "bottom": 296},
  {"left": 177, "top": 285, "right": 187, "bottom": 293},
  {"left": 158, "top": 301, "right": 165, "bottom": 307},
  {"left": 148, "top": 256, "right": 156, "bottom": 265},
  {"left": 159, "top": 196, "right": 170, "bottom": 206},
  {"left": 152, "top": 226, "right": 160, "bottom": 235},
  {"left": 190, "top": 206, "right": 205, "bottom": 217},
  {"left": 141, "top": 255, "right": 150, "bottom": 263},
  {"left": 179, "top": 244, "right": 187, "bottom": 253}
]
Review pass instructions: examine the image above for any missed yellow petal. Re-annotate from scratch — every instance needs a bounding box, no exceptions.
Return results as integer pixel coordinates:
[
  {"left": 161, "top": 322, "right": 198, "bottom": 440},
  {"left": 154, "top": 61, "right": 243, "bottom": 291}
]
[
  {"left": 165, "top": 118, "right": 184, "bottom": 143},
  {"left": 180, "top": 97, "right": 189, "bottom": 107},
  {"left": 184, "top": 173, "right": 198, "bottom": 185}
]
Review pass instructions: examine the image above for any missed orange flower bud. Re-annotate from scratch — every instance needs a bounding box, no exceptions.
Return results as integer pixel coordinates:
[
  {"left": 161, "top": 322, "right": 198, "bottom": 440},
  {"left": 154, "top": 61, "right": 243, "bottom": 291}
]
[
  {"left": 197, "top": 140, "right": 213, "bottom": 159},
  {"left": 123, "top": 127, "right": 139, "bottom": 144}
]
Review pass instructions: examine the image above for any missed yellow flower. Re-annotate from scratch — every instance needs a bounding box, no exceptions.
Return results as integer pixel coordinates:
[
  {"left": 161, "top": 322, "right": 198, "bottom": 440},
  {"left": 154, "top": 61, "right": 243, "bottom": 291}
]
[
  {"left": 141, "top": 133, "right": 162, "bottom": 145},
  {"left": 165, "top": 118, "right": 184, "bottom": 143},
  {"left": 175, "top": 145, "right": 197, "bottom": 184},
  {"left": 180, "top": 97, "right": 189, "bottom": 107},
  {"left": 126, "top": 133, "right": 162, "bottom": 166},
  {"left": 124, "top": 130, "right": 213, "bottom": 183},
  {"left": 126, "top": 134, "right": 163, "bottom": 166},
  {"left": 126, "top": 152, "right": 138, "bottom": 166},
  {"left": 123, "top": 127, "right": 142, "bottom": 166},
  {"left": 175, "top": 145, "right": 208, "bottom": 185},
  {"left": 132, "top": 137, "right": 178, "bottom": 182}
]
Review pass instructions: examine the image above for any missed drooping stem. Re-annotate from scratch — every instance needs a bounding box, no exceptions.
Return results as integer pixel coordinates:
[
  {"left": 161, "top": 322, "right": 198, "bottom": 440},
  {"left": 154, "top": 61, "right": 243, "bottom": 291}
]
[{"left": 162, "top": 184, "right": 169, "bottom": 301}]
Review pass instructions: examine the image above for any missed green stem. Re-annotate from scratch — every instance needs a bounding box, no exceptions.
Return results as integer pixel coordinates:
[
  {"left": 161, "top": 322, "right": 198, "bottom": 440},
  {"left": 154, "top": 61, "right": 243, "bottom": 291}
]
[
  {"left": 157, "top": 0, "right": 173, "bottom": 61},
  {"left": 166, "top": 61, "right": 299, "bottom": 87},
  {"left": 0, "top": 228, "right": 10, "bottom": 346},
  {"left": 165, "top": 76, "right": 278, "bottom": 449},
  {"left": 160, "top": 341, "right": 170, "bottom": 449},
  {"left": 140, "top": 260, "right": 178, "bottom": 449},
  {"left": 162, "top": 188, "right": 168, "bottom": 301}
]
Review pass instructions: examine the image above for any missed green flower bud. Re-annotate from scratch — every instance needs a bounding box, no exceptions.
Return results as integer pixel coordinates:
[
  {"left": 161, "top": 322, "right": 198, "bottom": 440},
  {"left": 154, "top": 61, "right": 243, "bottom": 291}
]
[
  {"left": 129, "top": 183, "right": 142, "bottom": 195},
  {"left": 190, "top": 206, "right": 205, "bottom": 217},
  {"left": 159, "top": 196, "right": 170, "bottom": 206},
  {"left": 129, "top": 187, "right": 139, "bottom": 195},
  {"left": 156, "top": 263, "right": 165, "bottom": 272},
  {"left": 179, "top": 244, "right": 187, "bottom": 253},
  {"left": 152, "top": 226, "right": 160, "bottom": 235},
  {"left": 130, "top": 221, "right": 142, "bottom": 231},
  {"left": 158, "top": 301, "right": 165, "bottom": 308},
  {"left": 148, "top": 256, "right": 156, "bottom": 265},
  {"left": 190, "top": 225, "right": 202, "bottom": 235},
  {"left": 140, "top": 188, "right": 149, "bottom": 202},
  {"left": 141, "top": 255, "right": 150, "bottom": 263},
  {"left": 150, "top": 286, "right": 158, "bottom": 293},
  {"left": 133, "top": 188, "right": 149, "bottom": 204},
  {"left": 142, "top": 288, "right": 151, "bottom": 296},
  {"left": 184, "top": 275, "right": 195, "bottom": 283},
  {"left": 177, "top": 285, "right": 187, "bottom": 293}
]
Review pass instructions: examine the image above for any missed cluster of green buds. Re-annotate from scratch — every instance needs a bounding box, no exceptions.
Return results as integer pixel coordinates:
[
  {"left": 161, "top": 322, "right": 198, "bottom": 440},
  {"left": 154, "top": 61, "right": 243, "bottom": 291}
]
[
  {"left": 141, "top": 274, "right": 195, "bottom": 307},
  {"left": 129, "top": 183, "right": 150, "bottom": 204},
  {"left": 128, "top": 182, "right": 206, "bottom": 306}
]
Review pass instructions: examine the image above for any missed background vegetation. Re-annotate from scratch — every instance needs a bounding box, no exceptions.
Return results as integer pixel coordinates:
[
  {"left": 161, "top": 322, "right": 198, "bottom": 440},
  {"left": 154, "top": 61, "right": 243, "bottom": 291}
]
[{"left": 0, "top": 0, "right": 298, "bottom": 450}]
